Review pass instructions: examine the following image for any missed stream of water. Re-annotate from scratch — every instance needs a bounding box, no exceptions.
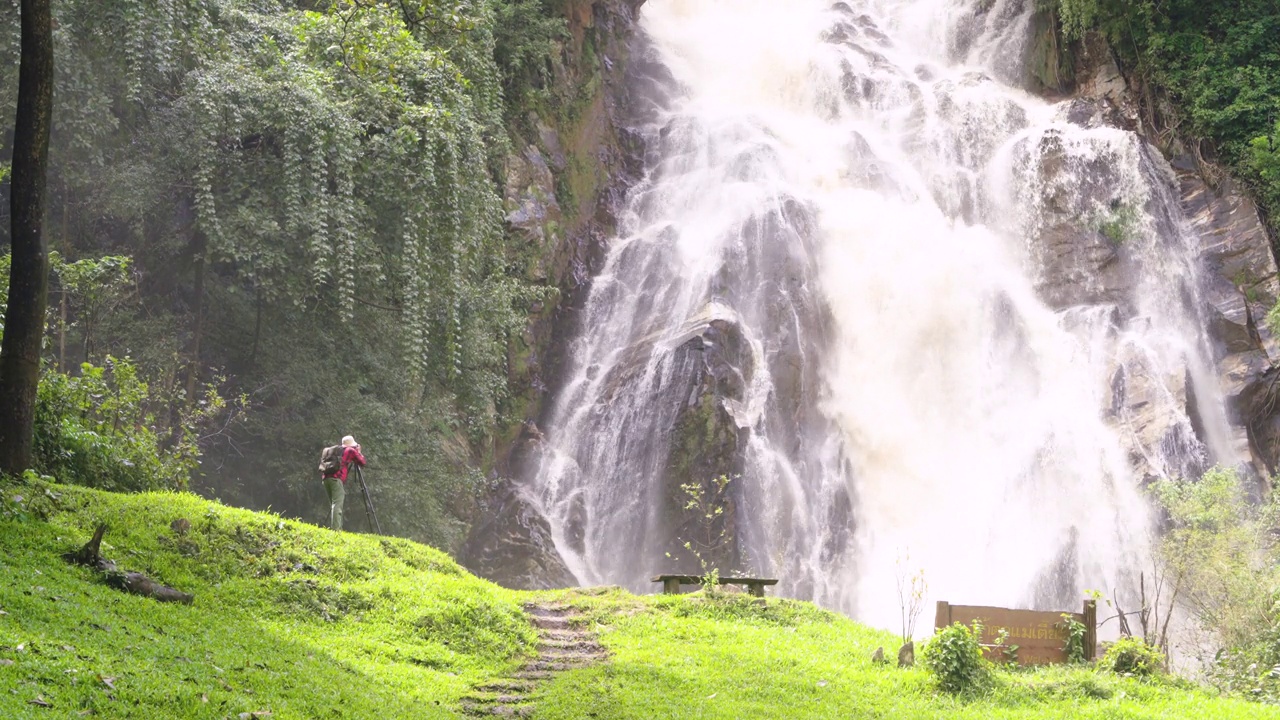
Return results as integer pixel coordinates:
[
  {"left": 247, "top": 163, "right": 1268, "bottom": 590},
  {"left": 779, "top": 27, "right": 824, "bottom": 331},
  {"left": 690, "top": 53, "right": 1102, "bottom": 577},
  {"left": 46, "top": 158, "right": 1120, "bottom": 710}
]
[{"left": 524, "top": 0, "right": 1235, "bottom": 631}]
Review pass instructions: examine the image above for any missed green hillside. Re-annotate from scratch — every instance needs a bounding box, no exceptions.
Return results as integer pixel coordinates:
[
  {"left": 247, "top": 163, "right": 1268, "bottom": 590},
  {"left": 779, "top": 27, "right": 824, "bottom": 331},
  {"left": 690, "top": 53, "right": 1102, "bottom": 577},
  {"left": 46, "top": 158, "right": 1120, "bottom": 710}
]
[{"left": 2, "top": 479, "right": 1277, "bottom": 719}]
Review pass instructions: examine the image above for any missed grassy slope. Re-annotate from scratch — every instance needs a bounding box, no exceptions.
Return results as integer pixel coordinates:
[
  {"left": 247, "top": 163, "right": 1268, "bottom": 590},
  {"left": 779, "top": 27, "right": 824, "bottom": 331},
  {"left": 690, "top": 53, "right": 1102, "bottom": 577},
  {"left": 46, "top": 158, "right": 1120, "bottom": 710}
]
[
  {"left": 0, "top": 480, "right": 534, "bottom": 719},
  {"left": 2, "top": 480, "right": 1278, "bottom": 719}
]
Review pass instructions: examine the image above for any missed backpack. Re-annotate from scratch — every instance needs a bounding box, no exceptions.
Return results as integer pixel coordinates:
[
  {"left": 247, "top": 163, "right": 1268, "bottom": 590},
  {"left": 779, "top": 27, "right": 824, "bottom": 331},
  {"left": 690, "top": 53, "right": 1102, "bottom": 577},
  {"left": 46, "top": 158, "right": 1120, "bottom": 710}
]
[{"left": 318, "top": 445, "right": 345, "bottom": 476}]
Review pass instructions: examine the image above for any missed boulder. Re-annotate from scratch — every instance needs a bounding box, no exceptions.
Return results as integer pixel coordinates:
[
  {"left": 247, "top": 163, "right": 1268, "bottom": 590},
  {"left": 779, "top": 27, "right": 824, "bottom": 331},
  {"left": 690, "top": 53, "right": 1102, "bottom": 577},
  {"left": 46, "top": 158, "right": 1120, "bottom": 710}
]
[
  {"left": 458, "top": 478, "right": 577, "bottom": 590},
  {"left": 898, "top": 641, "right": 915, "bottom": 668},
  {"left": 658, "top": 314, "right": 753, "bottom": 574}
]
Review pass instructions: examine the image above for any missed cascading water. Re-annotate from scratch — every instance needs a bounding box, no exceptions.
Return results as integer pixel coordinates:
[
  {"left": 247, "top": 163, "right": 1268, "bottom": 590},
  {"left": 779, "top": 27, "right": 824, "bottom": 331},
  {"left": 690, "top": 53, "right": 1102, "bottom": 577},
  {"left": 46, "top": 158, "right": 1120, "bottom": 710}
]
[{"left": 524, "top": 0, "right": 1241, "bottom": 631}]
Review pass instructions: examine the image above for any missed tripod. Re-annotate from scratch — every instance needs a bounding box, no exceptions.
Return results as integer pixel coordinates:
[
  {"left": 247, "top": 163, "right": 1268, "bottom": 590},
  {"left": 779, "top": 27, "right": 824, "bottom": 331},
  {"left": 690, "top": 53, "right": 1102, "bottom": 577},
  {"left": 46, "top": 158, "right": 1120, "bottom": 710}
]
[{"left": 353, "top": 465, "right": 382, "bottom": 534}]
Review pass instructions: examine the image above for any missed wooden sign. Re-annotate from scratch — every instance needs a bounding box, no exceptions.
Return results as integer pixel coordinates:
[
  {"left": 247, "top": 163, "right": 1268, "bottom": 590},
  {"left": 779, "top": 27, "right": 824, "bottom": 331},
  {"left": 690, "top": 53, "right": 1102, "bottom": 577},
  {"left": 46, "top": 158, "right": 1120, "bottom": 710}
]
[{"left": 934, "top": 600, "right": 1096, "bottom": 665}]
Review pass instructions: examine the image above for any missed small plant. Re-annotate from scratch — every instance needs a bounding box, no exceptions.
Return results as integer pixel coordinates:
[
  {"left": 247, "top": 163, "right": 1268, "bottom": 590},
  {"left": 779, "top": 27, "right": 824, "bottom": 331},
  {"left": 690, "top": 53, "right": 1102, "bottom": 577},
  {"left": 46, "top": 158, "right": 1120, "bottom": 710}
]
[
  {"left": 922, "top": 622, "right": 991, "bottom": 695},
  {"left": 1267, "top": 297, "right": 1280, "bottom": 338},
  {"left": 1060, "top": 613, "right": 1087, "bottom": 663},
  {"left": 1092, "top": 203, "right": 1140, "bottom": 246},
  {"left": 895, "top": 550, "right": 927, "bottom": 645},
  {"left": 1100, "top": 636, "right": 1165, "bottom": 677},
  {"left": 994, "top": 627, "right": 1019, "bottom": 665},
  {"left": 670, "top": 474, "right": 737, "bottom": 590},
  {"left": 700, "top": 566, "right": 720, "bottom": 595}
]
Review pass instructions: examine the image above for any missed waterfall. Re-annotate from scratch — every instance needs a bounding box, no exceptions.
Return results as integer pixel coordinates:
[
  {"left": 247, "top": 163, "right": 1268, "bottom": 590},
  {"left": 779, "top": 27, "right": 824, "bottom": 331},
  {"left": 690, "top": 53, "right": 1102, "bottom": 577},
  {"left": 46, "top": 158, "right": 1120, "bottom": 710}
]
[{"left": 523, "top": 0, "right": 1239, "bottom": 631}]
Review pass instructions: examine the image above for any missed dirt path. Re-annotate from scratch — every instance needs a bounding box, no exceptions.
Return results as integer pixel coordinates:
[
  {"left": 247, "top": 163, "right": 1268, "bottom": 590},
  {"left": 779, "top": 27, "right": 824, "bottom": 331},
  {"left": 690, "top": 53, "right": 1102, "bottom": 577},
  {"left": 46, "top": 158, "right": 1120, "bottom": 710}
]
[{"left": 460, "top": 602, "right": 608, "bottom": 717}]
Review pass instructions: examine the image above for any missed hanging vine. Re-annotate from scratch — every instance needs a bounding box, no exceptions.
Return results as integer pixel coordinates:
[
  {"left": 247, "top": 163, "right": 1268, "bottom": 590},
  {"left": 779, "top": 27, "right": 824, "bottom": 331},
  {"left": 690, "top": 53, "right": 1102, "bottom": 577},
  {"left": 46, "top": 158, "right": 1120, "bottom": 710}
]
[{"left": 0, "top": 0, "right": 535, "bottom": 425}]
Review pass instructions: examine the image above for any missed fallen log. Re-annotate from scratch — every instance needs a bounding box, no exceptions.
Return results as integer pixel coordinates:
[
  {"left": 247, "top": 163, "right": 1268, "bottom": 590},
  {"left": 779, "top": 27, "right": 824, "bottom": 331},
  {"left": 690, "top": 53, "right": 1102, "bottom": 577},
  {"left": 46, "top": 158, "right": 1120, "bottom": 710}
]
[
  {"left": 64, "top": 524, "right": 194, "bottom": 605},
  {"left": 109, "top": 571, "right": 194, "bottom": 605},
  {"left": 63, "top": 524, "right": 117, "bottom": 572}
]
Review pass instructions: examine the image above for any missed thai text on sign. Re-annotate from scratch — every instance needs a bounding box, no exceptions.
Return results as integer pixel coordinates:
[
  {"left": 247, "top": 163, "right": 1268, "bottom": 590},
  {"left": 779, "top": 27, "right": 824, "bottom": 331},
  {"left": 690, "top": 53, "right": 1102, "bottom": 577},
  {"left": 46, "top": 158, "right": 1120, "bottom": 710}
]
[{"left": 934, "top": 600, "right": 1097, "bottom": 665}]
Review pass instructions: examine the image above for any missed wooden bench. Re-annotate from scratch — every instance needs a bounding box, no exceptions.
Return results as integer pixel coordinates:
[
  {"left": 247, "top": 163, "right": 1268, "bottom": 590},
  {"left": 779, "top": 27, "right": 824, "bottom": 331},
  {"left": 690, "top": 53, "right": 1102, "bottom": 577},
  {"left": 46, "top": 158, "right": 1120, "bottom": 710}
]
[{"left": 652, "top": 574, "right": 779, "bottom": 597}]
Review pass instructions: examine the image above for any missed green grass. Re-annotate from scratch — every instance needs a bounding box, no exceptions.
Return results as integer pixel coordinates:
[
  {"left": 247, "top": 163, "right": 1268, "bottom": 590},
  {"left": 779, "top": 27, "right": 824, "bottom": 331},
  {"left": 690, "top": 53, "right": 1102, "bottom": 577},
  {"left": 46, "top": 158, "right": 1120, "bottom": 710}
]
[
  {"left": 3, "top": 478, "right": 1279, "bottom": 719},
  {"left": 530, "top": 590, "right": 1280, "bottom": 719},
  {"left": 0, "top": 479, "right": 534, "bottom": 719}
]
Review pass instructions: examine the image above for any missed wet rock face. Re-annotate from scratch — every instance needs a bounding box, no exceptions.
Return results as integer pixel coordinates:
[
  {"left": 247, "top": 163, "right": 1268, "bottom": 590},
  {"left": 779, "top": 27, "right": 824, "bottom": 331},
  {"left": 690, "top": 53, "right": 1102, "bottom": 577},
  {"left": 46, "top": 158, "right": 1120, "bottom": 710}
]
[
  {"left": 1179, "top": 164, "right": 1280, "bottom": 474},
  {"left": 459, "top": 480, "right": 577, "bottom": 590},
  {"left": 660, "top": 319, "right": 751, "bottom": 574},
  {"left": 1033, "top": 223, "right": 1131, "bottom": 310},
  {"left": 504, "top": 145, "right": 564, "bottom": 283},
  {"left": 1016, "top": 127, "right": 1142, "bottom": 316},
  {"left": 460, "top": 0, "right": 646, "bottom": 588},
  {"left": 1060, "top": 31, "right": 1280, "bottom": 480}
]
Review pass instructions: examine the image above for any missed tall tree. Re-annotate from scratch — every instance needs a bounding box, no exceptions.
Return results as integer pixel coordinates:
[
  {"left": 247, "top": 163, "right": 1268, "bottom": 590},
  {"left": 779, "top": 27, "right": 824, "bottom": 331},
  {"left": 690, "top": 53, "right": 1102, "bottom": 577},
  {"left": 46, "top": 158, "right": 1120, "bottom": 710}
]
[{"left": 0, "top": 0, "right": 54, "bottom": 475}]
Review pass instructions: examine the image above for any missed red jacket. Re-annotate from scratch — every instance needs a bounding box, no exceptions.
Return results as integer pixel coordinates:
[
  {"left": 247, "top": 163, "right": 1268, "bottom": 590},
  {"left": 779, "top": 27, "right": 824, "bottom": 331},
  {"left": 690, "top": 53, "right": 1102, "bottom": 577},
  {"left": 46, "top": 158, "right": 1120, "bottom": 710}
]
[{"left": 323, "top": 446, "right": 366, "bottom": 482}]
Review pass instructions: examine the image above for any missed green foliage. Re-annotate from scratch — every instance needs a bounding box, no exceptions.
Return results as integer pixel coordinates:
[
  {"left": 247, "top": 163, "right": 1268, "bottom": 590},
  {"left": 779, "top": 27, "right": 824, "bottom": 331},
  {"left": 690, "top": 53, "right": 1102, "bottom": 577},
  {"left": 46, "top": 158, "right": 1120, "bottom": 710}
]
[
  {"left": 1152, "top": 466, "right": 1280, "bottom": 699},
  {"left": 1093, "top": 204, "right": 1140, "bottom": 245},
  {"left": 1060, "top": 613, "right": 1087, "bottom": 664},
  {"left": 669, "top": 473, "right": 737, "bottom": 580},
  {"left": 32, "top": 357, "right": 240, "bottom": 492},
  {"left": 922, "top": 621, "right": 993, "bottom": 695},
  {"left": 994, "top": 627, "right": 1020, "bottom": 665},
  {"left": 1051, "top": 0, "right": 1280, "bottom": 231},
  {"left": 490, "top": 0, "right": 567, "bottom": 119},
  {"left": 1101, "top": 637, "right": 1166, "bottom": 677},
  {"left": 1259, "top": 295, "right": 1280, "bottom": 338},
  {"left": 1055, "top": 0, "right": 1104, "bottom": 41},
  {"left": 0, "top": 0, "right": 572, "bottom": 544},
  {"left": 1249, "top": 123, "right": 1280, "bottom": 223},
  {"left": 47, "top": 253, "right": 134, "bottom": 365}
]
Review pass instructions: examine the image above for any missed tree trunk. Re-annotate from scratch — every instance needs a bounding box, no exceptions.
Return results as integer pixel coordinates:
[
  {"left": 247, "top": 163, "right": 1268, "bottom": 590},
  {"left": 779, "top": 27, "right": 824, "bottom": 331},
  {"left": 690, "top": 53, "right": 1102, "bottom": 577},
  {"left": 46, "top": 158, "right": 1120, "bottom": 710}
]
[
  {"left": 185, "top": 230, "right": 206, "bottom": 403},
  {"left": 58, "top": 187, "right": 68, "bottom": 372},
  {"left": 0, "top": 0, "right": 54, "bottom": 476}
]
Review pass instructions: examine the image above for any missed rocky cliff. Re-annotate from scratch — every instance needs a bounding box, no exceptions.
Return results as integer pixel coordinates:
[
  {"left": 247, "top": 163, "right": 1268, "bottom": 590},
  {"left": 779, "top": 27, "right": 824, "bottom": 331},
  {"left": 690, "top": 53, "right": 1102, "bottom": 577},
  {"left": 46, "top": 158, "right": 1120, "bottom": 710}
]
[
  {"left": 459, "top": 0, "right": 646, "bottom": 587},
  {"left": 1039, "top": 27, "right": 1280, "bottom": 487}
]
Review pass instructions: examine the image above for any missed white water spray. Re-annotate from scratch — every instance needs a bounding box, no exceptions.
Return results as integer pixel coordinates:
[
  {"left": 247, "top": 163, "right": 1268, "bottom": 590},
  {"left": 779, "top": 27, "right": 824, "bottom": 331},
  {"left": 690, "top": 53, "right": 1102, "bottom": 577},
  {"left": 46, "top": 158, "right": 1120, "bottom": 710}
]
[{"left": 525, "top": 0, "right": 1237, "bottom": 632}]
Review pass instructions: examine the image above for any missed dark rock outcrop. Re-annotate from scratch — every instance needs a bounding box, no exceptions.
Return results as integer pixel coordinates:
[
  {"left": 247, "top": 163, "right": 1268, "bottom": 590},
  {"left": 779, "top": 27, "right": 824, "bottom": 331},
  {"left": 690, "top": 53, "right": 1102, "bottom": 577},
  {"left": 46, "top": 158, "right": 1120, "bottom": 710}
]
[
  {"left": 460, "top": 0, "right": 646, "bottom": 586},
  {"left": 659, "top": 315, "right": 752, "bottom": 574},
  {"left": 459, "top": 480, "right": 577, "bottom": 590}
]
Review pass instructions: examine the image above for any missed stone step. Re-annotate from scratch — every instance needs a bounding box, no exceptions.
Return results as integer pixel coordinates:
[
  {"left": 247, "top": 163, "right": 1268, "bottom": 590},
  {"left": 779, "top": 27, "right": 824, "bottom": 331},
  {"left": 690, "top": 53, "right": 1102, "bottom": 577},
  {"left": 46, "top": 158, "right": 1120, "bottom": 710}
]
[
  {"left": 461, "top": 694, "right": 529, "bottom": 705},
  {"left": 540, "top": 648, "right": 609, "bottom": 661},
  {"left": 524, "top": 659, "right": 594, "bottom": 672},
  {"left": 492, "top": 706, "right": 537, "bottom": 718},
  {"left": 512, "top": 670, "right": 555, "bottom": 680},
  {"left": 476, "top": 680, "right": 535, "bottom": 693},
  {"left": 523, "top": 603, "right": 573, "bottom": 615},
  {"left": 537, "top": 638, "right": 604, "bottom": 651},
  {"left": 531, "top": 616, "right": 574, "bottom": 631},
  {"left": 460, "top": 703, "right": 537, "bottom": 718},
  {"left": 538, "top": 629, "right": 593, "bottom": 642}
]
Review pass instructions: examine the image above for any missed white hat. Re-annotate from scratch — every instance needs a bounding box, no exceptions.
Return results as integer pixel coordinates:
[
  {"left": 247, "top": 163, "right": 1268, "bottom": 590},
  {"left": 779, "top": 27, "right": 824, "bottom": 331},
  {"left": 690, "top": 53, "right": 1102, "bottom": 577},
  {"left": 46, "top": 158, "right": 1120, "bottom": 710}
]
[{"left": 342, "top": 435, "right": 357, "bottom": 447}]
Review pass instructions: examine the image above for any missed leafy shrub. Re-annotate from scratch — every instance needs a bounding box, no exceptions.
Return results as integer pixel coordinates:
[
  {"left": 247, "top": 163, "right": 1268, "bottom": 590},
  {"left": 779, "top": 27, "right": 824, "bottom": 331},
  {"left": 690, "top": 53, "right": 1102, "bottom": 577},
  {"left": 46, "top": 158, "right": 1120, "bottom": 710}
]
[
  {"left": 1100, "top": 636, "right": 1165, "bottom": 677},
  {"left": 1060, "top": 613, "right": 1087, "bottom": 663},
  {"left": 33, "top": 357, "right": 238, "bottom": 492},
  {"left": 1146, "top": 467, "right": 1280, "bottom": 698},
  {"left": 922, "top": 622, "right": 992, "bottom": 694}
]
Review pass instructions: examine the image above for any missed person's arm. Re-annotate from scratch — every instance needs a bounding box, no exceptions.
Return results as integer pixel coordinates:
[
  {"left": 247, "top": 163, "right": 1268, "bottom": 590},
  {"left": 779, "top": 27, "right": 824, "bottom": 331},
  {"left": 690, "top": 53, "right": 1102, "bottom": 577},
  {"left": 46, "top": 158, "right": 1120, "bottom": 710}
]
[{"left": 349, "top": 446, "right": 367, "bottom": 466}]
